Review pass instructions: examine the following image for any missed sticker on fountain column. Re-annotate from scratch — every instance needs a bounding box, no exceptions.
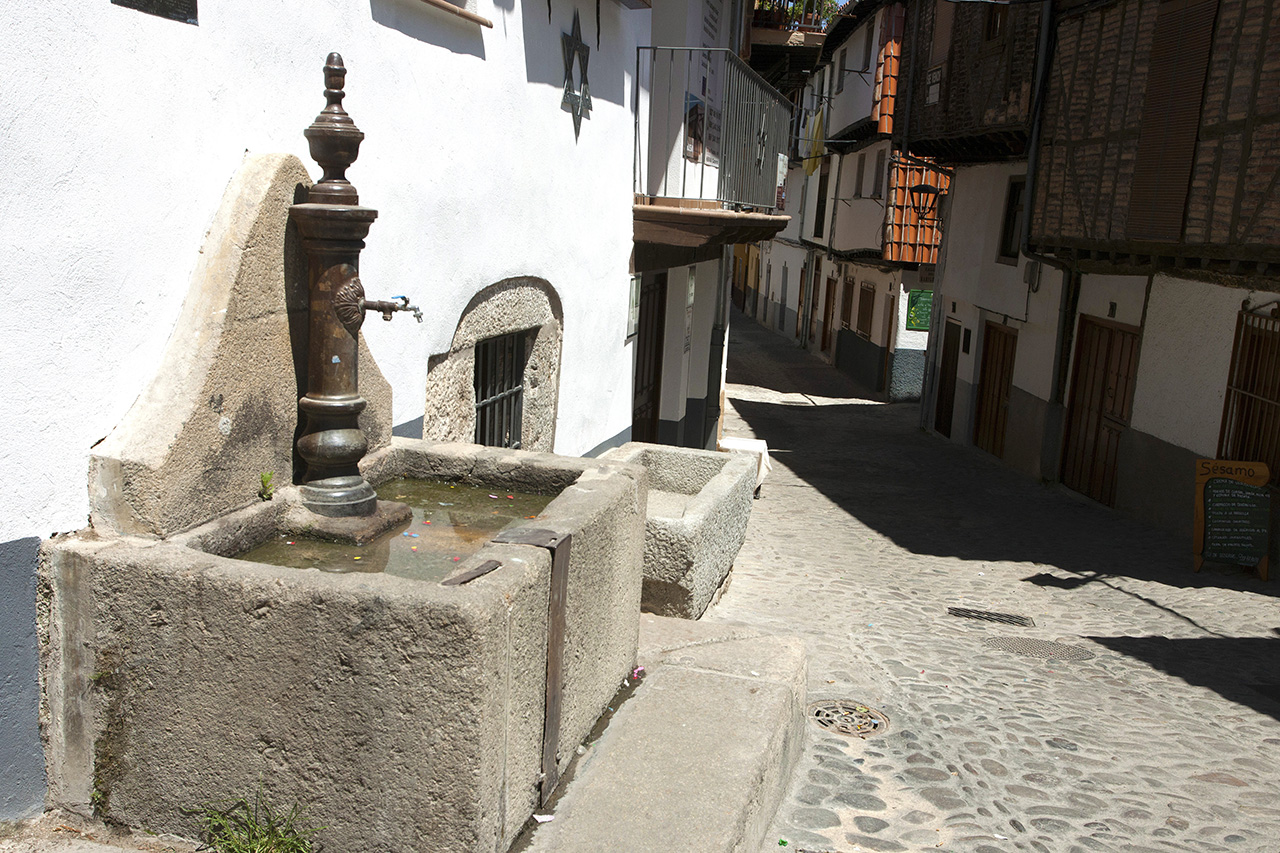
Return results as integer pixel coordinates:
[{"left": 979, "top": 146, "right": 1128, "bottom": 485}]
[{"left": 289, "top": 53, "right": 421, "bottom": 520}]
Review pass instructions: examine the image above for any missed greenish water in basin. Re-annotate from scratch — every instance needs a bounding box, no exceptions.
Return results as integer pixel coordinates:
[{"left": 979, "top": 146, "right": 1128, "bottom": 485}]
[{"left": 236, "top": 479, "right": 556, "bottom": 582}]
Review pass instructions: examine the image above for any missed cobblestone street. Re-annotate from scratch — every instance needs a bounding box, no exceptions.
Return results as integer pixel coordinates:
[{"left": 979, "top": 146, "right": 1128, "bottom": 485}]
[{"left": 709, "top": 313, "right": 1280, "bottom": 853}]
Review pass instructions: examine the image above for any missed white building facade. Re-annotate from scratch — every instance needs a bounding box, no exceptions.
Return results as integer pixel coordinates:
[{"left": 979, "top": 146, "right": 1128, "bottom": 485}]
[{"left": 1, "top": 0, "right": 790, "bottom": 818}]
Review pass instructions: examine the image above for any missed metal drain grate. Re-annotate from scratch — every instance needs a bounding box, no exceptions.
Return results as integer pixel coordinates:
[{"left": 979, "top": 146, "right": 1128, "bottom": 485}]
[
  {"left": 983, "top": 636, "right": 1095, "bottom": 661},
  {"left": 948, "top": 606, "right": 1036, "bottom": 627},
  {"left": 808, "top": 700, "right": 889, "bottom": 738}
]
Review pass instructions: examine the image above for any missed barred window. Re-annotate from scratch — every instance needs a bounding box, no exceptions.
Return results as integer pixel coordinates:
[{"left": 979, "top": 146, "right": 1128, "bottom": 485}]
[
  {"left": 475, "top": 331, "right": 528, "bottom": 449},
  {"left": 1219, "top": 310, "right": 1280, "bottom": 482}
]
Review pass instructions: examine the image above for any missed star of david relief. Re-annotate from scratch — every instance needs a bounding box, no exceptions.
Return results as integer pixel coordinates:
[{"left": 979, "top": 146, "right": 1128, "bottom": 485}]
[{"left": 562, "top": 10, "right": 592, "bottom": 138}]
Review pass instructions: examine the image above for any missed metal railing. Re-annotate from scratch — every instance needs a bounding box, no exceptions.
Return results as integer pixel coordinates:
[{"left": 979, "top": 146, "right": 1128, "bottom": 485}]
[{"left": 635, "top": 47, "right": 794, "bottom": 211}]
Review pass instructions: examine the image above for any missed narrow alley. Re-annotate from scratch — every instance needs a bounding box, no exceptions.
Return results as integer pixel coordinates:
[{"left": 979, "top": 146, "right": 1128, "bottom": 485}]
[{"left": 710, "top": 312, "right": 1280, "bottom": 853}]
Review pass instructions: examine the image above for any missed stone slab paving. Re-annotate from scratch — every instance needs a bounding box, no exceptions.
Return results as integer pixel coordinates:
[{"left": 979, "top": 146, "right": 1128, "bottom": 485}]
[{"left": 708, "top": 314, "right": 1280, "bottom": 853}]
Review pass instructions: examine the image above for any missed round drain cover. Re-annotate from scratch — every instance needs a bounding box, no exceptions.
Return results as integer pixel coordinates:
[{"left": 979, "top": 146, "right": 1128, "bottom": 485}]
[
  {"left": 983, "top": 636, "right": 1095, "bottom": 661},
  {"left": 808, "top": 700, "right": 889, "bottom": 738}
]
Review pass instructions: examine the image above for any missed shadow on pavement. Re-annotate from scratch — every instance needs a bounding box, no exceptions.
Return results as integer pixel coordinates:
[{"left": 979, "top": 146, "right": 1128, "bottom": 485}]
[
  {"left": 726, "top": 393, "right": 1278, "bottom": 600},
  {"left": 1087, "top": 635, "right": 1280, "bottom": 724}
]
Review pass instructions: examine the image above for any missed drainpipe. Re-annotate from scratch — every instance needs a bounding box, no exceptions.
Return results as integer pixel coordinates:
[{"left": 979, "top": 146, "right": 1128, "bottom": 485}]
[{"left": 1018, "top": 0, "right": 1079, "bottom": 478}]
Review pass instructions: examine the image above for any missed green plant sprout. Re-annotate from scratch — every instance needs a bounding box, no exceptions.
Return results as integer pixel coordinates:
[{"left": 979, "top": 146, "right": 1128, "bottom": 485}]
[
  {"left": 189, "top": 788, "right": 321, "bottom": 853},
  {"left": 258, "top": 472, "right": 275, "bottom": 502}
]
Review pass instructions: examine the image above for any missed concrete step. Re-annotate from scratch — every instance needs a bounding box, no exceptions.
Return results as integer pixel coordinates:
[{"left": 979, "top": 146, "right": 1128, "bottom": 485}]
[{"left": 518, "top": 615, "right": 807, "bottom": 853}]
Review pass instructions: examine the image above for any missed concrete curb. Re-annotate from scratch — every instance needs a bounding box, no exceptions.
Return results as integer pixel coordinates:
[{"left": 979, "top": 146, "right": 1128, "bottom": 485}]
[{"left": 520, "top": 615, "right": 807, "bottom": 853}]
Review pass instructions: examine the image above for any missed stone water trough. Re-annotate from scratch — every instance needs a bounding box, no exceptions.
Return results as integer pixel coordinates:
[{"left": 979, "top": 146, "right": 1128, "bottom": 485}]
[
  {"left": 601, "top": 442, "right": 755, "bottom": 619},
  {"left": 38, "top": 143, "right": 645, "bottom": 853}
]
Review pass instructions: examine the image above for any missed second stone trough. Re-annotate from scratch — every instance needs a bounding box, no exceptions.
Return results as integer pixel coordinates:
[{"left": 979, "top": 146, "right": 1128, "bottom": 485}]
[{"left": 602, "top": 442, "right": 756, "bottom": 619}]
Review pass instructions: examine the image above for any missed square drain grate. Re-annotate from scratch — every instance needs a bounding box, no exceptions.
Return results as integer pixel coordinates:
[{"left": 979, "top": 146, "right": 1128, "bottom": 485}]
[
  {"left": 948, "top": 606, "right": 1036, "bottom": 627},
  {"left": 983, "top": 636, "right": 1095, "bottom": 661}
]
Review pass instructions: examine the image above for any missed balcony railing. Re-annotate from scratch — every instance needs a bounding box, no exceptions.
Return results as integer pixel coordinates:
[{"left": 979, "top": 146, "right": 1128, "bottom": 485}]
[
  {"left": 751, "top": 0, "right": 837, "bottom": 32},
  {"left": 635, "top": 47, "right": 794, "bottom": 211}
]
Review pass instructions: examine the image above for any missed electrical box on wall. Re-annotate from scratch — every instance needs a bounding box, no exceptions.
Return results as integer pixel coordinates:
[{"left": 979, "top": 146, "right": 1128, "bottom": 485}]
[{"left": 1024, "top": 260, "right": 1041, "bottom": 292}]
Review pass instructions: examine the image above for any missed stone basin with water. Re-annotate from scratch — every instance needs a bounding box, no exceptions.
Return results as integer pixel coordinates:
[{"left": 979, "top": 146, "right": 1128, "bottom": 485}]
[
  {"left": 236, "top": 479, "right": 555, "bottom": 581},
  {"left": 42, "top": 440, "right": 646, "bottom": 853}
]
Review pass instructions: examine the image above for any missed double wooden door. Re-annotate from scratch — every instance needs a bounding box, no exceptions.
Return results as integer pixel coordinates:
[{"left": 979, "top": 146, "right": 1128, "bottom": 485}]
[{"left": 1061, "top": 316, "right": 1141, "bottom": 506}]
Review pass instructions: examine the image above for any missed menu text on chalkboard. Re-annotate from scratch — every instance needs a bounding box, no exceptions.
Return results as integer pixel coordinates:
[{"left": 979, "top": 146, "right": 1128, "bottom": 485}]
[
  {"left": 1194, "top": 459, "right": 1271, "bottom": 580},
  {"left": 111, "top": 0, "right": 198, "bottom": 25}
]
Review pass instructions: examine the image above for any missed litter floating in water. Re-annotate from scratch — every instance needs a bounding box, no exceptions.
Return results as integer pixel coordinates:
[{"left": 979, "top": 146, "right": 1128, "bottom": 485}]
[
  {"left": 439, "top": 502, "right": 453, "bottom": 506},
  {"left": 533, "top": 814, "right": 554, "bottom": 824},
  {"left": 452, "top": 557, "right": 460, "bottom": 562},
  {"left": 353, "top": 556, "right": 362, "bottom": 561},
  {"left": 286, "top": 541, "right": 295, "bottom": 545},
  {"left": 507, "top": 495, "right": 514, "bottom": 499},
  {"left": 410, "top": 533, "right": 420, "bottom": 538},
  {"left": 489, "top": 494, "right": 499, "bottom": 499},
  {"left": 423, "top": 521, "right": 432, "bottom": 525},
  {"left": 411, "top": 546, "right": 418, "bottom": 552}
]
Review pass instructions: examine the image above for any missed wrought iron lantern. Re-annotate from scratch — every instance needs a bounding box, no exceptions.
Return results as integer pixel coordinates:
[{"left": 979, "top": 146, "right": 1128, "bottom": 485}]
[{"left": 908, "top": 183, "right": 941, "bottom": 221}]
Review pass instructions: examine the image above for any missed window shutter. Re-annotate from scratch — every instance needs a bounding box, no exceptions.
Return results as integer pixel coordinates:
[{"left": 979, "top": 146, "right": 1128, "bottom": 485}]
[{"left": 1127, "top": 0, "right": 1220, "bottom": 242}]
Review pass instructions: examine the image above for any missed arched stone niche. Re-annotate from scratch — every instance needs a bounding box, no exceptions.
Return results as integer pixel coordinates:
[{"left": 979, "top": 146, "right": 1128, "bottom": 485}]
[{"left": 421, "top": 277, "right": 563, "bottom": 451}]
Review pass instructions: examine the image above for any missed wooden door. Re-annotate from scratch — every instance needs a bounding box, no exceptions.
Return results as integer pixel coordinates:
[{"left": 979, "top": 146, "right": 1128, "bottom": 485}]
[
  {"left": 1061, "top": 316, "right": 1141, "bottom": 506},
  {"left": 821, "top": 275, "right": 837, "bottom": 352},
  {"left": 795, "top": 264, "right": 807, "bottom": 338},
  {"left": 632, "top": 272, "right": 667, "bottom": 443},
  {"left": 973, "top": 322, "right": 1018, "bottom": 458},
  {"left": 935, "top": 320, "right": 961, "bottom": 437}
]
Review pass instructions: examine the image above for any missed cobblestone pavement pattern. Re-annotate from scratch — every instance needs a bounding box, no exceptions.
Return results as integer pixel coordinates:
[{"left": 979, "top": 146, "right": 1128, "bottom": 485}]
[{"left": 708, "top": 313, "right": 1280, "bottom": 853}]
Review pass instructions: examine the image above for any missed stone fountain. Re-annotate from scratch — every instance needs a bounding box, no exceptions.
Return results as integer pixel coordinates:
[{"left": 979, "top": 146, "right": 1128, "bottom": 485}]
[{"left": 41, "top": 54, "right": 646, "bottom": 853}]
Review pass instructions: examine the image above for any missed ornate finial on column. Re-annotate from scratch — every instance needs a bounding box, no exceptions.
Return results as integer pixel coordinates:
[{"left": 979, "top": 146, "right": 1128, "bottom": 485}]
[{"left": 304, "top": 52, "right": 364, "bottom": 205}]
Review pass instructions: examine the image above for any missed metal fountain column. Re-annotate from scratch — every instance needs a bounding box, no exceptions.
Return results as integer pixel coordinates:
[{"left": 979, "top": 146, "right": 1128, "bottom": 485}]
[{"left": 290, "top": 53, "right": 420, "bottom": 518}]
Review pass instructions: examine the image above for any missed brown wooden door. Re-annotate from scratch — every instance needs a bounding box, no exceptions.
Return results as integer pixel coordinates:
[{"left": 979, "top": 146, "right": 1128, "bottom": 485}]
[
  {"left": 821, "top": 275, "right": 838, "bottom": 352},
  {"left": 973, "top": 322, "right": 1018, "bottom": 458},
  {"left": 935, "top": 320, "right": 962, "bottom": 437},
  {"left": 1061, "top": 316, "right": 1141, "bottom": 506},
  {"left": 632, "top": 272, "right": 667, "bottom": 443},
  {"left": 795, "top": 264, "right": 807, "bottom": 338}
]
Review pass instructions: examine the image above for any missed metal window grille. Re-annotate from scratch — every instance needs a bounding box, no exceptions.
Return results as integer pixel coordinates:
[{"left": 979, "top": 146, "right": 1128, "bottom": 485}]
[
  {"left": 1219, "top": 310, "right": 1280, "bottom": 482},
  {"left": 475, "top": 331, "right": 526, "bottom": 449}
]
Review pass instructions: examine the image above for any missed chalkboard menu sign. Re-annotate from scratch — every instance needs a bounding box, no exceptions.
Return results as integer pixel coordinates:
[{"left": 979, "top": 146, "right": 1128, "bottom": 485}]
[
  {"left": 111, "top": 0, "right": 198, "bottom": 25},
  {"left": 1194, "top": 459, "right": 1270, "bottom": 580}
]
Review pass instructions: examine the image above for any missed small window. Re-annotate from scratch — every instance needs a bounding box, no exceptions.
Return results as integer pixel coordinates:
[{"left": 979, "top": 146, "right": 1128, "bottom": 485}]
[
  {"left": 931, "top": 0, "right": 955, "bottom": 64},
  {"left": 985, "top": 5, "right": 1008, "bottom": 41},
  {"left": 856, "top": 283, "right": 876, "bottom": 338},
  {"left": 998, "top": 177, "right": 1026, "bottom": 261},
  {"left": 871, "top": 149, "right": 886, "bottom": 198},
  {"left": 814, "top": 159, "right": 831, "bottom": 238},
  {"left": 854, "top": 152, "right": 867, "bottom": 198},
  {"left": 474, "top": 331, "right": 527, "bottom": 448},
  {"left": 861, "top": 21, "right": 875, "bottom": 71},
  {"left": 836, "top": 49, "right": 847, "bottom": 94}
]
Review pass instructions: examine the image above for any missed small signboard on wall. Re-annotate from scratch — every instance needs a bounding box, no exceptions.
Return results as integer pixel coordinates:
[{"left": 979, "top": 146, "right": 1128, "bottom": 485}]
[
  {"left": 112, "top": 0, "right": 198, "bottom": 24},
  {"left": 906, "top": 290, "right": 933, "bottom": 331},
  {"left": 1194, "top": 459, "right": 1271, "bottom": 580}
]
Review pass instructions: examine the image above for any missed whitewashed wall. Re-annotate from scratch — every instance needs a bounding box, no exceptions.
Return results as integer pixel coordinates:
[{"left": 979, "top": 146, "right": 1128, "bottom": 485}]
[
  {"left": 935, "top": 161, "right": 1064, "bottom": 402},
  {"left": 3, "top": 0, "right": 647, "bottom": 537},
  {"left": 824, "top": 12, "right": 879, "bottom": 135},
  {"left": 0, "top": 0, "right": 650, "bottom": 816},
  {"left": 1130, "top": 274, "right": 1244, "bottom": 456}
]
